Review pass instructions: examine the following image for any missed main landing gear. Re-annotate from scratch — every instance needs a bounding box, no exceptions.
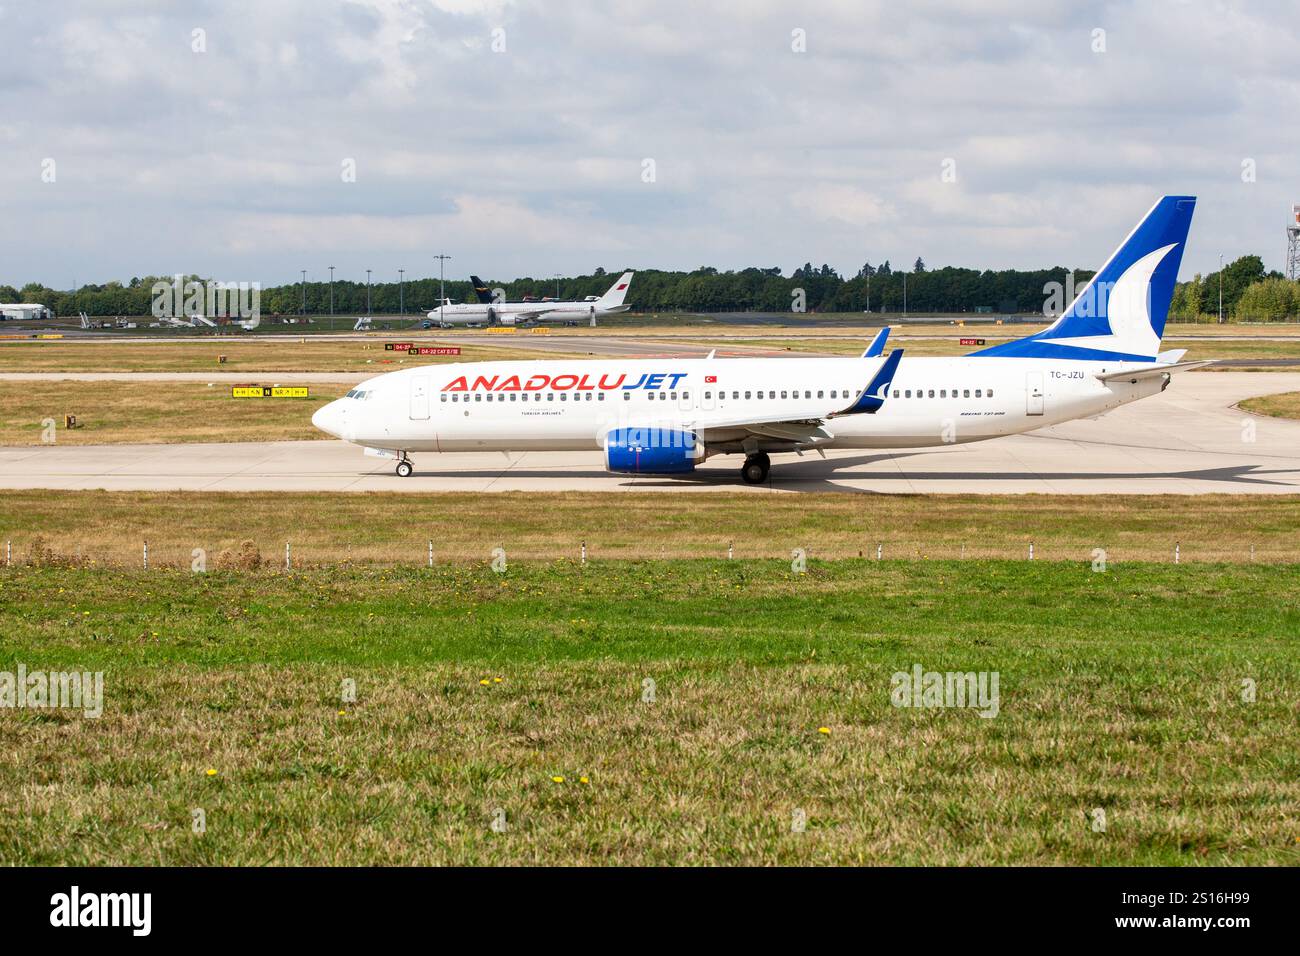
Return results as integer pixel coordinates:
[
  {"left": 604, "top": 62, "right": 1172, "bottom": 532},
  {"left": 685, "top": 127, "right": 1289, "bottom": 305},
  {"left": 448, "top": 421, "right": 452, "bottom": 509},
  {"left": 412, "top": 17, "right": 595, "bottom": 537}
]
[
  {"left": 741, "top": 453, "right": 770, "bottom": 485},
  {"left": 395, "top": 457, "right": 414, "bottom": 478}
]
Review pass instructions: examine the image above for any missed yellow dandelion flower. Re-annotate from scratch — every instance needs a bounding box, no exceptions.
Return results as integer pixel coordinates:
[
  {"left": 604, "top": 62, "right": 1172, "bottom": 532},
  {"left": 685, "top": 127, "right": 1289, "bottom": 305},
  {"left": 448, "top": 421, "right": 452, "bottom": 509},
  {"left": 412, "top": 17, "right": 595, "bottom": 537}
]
[
  {"left": 479, "top": 678, "right": 490, "bottom": 686},
  {"left": 205, "top": 768, "right": 218, "bottom": 777},
  {"left": 551, "top": 775, "right": 564, "bottom": 783},
  {"left": 818, "top": 726, "right": 831, "bottom": 735},
  {"left": 579, "top": 776, "right": 590, "bottom": 785}
]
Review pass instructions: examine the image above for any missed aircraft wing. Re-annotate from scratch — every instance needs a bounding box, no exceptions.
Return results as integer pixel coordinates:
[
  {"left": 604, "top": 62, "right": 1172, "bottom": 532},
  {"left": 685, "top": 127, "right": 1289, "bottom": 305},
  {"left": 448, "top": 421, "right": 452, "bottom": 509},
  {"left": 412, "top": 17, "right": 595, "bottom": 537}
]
[
  {"left": 686, "top": 349, "right": 904, "bottom": 444},
  {"left": 511, "top": 308, "right": 556, "bottom": 321}
]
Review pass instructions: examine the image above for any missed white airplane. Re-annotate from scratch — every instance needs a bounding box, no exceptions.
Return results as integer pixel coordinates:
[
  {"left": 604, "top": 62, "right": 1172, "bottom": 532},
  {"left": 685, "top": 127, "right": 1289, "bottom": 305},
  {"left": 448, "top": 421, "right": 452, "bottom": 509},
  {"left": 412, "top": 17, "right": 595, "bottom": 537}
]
[
  {"left": 315, "top": 197, "right": 1203, "bottom": 484},
  {"left": 426, "top": 272, "right": 634, "bottom": 328},
  {"left": 159, "top": 315, "right": 216, "bottom": 328}
]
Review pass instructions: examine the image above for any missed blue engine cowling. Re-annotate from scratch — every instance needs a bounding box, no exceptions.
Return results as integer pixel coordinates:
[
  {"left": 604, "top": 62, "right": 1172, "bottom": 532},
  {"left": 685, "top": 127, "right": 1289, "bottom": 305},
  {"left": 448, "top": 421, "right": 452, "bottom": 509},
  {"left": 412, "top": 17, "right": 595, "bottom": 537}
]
[{"left": 604, "top": 427, "right": 699, "bottom": 475}]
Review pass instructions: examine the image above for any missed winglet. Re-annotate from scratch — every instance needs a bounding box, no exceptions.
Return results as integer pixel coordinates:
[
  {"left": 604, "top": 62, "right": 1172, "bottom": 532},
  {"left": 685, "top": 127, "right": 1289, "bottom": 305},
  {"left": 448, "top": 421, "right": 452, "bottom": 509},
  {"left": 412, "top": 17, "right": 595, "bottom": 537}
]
[
  {"left": 862, "top": 327, "right": 891, "bottom": 358},
  {"left": 829, "top": 348, "right": 904, "bottom": 417}
]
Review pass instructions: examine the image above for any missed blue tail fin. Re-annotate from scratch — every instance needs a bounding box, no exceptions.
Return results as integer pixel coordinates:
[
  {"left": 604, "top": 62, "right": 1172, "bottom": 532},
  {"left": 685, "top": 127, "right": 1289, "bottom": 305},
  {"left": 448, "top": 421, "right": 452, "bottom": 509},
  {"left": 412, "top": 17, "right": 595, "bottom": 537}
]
[{"left": 972, "top": 196, "right": 1195, "bottom": 361}]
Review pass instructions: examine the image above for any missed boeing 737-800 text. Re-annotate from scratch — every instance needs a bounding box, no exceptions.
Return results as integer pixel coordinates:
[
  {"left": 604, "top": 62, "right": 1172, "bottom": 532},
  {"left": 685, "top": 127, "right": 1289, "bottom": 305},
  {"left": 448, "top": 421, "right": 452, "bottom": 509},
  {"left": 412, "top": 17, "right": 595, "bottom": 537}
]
[{"left": 314, "top": 197, "right": 1202, "bottom": 484}]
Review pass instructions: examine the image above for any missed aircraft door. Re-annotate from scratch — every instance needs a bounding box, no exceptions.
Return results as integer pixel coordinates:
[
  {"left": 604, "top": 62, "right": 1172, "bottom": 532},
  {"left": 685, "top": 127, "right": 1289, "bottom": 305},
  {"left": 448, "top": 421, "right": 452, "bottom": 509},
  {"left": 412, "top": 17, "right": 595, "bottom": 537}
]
[
  {"left": 410, "top": 376, "right": 431, "bottom": 420},
  {"left": 1026, "top": 371, "right": 1044, "bottom": 416}
]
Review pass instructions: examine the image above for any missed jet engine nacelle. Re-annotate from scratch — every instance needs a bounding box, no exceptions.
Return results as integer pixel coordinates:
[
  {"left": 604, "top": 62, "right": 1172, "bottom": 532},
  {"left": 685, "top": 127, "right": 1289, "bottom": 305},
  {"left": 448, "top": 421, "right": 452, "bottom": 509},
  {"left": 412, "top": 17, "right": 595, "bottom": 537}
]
[{"left": 604, "top": 427, "right": 699, "bottom": 475}]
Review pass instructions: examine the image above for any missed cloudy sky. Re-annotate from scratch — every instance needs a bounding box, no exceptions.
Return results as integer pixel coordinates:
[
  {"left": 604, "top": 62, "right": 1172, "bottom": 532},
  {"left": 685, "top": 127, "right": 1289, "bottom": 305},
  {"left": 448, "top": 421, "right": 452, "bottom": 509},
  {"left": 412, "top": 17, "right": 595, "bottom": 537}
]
[{"left": 2, "top": 0, "right": 1297, "bottom": 289}]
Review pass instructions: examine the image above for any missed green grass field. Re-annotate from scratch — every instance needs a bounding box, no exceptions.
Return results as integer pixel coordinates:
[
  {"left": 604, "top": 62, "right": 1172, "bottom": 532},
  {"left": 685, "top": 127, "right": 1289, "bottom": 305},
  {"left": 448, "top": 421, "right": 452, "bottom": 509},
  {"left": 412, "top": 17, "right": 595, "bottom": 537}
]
[{"left": 1, "top": 559, "right": 1296, "bottom": 865}]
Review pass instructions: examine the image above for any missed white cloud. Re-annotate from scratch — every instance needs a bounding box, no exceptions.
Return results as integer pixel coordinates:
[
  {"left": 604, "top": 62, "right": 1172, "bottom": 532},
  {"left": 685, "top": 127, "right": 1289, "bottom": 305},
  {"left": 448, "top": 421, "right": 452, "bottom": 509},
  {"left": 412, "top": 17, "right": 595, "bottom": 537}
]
[{"left": 1, "top": 0, "right": 1298, "bottom": 287}]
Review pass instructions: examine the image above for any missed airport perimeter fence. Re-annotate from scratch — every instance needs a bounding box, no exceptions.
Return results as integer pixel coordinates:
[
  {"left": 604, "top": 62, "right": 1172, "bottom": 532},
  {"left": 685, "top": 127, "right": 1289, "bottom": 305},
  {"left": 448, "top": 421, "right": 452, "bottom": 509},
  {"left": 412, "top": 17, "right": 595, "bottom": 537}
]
[{"left": 1, "top": 535, "right": 1293, "bottom": 571}]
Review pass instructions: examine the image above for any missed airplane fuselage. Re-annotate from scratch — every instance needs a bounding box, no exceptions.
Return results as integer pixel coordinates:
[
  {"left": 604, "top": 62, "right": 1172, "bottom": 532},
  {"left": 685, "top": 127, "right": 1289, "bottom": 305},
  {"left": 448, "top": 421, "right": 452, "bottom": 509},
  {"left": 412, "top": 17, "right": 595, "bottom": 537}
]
[
  {"left": 427, "top": 302, "right": 630, "bottom": 327},
  {"left": 314, "top": 355, "right": 1166, "bottom": 456}
]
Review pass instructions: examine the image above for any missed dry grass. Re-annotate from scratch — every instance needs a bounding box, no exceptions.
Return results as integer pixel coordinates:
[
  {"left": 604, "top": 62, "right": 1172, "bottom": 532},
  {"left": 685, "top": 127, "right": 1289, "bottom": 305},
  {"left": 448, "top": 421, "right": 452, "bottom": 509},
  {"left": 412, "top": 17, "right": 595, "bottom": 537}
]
[
  {"left": 0, "top": 339, "right": 581, "bottom": 373},
  {"left": 0, "top": 381, "right": 348, "bottom": 445},
  {"left": 5, "top": 323, "right": 1300, "bottom": 374},
  {"left": 2, "top": 490, "right": 1298, "bottom": 566},
  {"left": 1240, "top": 391, "right": 1300, "bottom": 421}
]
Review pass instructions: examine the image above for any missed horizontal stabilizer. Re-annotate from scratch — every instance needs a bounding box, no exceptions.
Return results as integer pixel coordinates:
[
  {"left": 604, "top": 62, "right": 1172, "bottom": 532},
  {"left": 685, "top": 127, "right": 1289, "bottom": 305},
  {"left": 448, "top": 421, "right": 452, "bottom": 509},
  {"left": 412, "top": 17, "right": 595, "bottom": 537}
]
[{"left": 1095, "top": 360, "right": 1212, "bottom": 383}]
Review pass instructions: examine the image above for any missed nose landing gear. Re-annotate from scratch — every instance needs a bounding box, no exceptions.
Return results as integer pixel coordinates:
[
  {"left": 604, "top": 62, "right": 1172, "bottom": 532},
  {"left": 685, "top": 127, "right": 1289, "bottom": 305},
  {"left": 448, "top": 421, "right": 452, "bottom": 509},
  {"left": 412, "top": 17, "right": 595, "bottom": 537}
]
[
  {"left": 395, "top": 458, "right": 414, "bottom": 478},
  {"left": 741, "top": 453, "right": 770, "bottom": 485}
]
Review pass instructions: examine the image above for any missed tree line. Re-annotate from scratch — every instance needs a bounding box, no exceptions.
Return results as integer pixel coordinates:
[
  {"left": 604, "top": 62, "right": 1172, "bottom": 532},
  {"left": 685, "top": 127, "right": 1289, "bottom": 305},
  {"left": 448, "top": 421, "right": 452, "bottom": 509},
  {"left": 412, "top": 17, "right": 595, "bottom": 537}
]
[{"left": 3, "top": 255, "right": 1296, "bottom": 320}]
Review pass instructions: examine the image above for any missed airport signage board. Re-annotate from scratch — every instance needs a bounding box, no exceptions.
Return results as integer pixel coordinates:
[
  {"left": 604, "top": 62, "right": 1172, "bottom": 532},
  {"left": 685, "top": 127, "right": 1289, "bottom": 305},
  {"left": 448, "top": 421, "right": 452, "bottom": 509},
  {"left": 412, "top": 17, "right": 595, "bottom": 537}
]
[
  {"left": 231, "top": 386, "right": 310, "bottom": 398},
  {"left": 959, "top": 338, "right": 986, "bottom": 346},
  {"left": 384, "top": 343, "right": 414, "bottom": 351},
  {"left": 408, "top": 347, "right": 461, "bottom": 356}
]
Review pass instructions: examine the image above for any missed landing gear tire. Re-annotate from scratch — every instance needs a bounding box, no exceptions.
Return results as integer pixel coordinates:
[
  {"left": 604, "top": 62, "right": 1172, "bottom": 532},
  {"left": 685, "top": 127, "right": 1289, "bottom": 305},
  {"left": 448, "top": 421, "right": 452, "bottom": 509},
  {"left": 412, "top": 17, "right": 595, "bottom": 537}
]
[
  {"left": 741, "top": 453, "right": 770, "bottom": 485},
  {"left": 395, "top": 459, "right": 413, "bottom": 478}
]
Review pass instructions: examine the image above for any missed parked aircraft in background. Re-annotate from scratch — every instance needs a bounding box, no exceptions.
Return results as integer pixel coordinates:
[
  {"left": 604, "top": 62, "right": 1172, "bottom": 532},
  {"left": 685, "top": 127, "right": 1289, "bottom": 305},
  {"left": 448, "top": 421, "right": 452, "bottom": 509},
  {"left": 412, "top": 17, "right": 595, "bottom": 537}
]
[
  {"left": 317, "top": 198, "right": 1201, "bottom": 484},
  {"left": 426, "top": 272, "right": 634, "bottom": 328}
]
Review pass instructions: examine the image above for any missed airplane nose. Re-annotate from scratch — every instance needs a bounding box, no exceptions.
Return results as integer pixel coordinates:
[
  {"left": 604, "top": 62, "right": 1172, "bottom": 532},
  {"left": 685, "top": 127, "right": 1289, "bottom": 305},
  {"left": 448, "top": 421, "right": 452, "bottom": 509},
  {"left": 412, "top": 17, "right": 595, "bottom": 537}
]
[{"left": 312, "top": 399, "right": 345, "bottom": 438}]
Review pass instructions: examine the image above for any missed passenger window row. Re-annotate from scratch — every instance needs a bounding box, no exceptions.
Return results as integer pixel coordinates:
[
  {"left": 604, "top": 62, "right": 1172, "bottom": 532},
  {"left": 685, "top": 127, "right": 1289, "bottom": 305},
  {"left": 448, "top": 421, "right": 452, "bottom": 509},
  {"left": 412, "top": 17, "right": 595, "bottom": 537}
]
[
  {"left": 892, "top": 388, "right": 993, "bottom": 399},
  {"left": 701, "top": 389, "right": 858, "bottom": 401},
  {"left": 441, "top": 388, "right": 886, "bottom": 404},
  {"left": 443, "top": 391, "right": 615, "bottom": 403}
]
